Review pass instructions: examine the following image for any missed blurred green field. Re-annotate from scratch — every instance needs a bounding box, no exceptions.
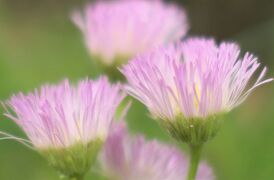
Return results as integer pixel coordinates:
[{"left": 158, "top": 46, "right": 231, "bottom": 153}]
[{"left": 1, "top": 1, "right": 274, "bottom": 179}]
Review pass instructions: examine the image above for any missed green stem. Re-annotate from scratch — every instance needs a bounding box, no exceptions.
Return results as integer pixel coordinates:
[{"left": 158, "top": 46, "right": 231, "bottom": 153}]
[
  {"left": 68, "top": 175, "right": 84, "bottom": 180},
  {"left": 187, "top": 144, "right": 203, "bottom": 180}
]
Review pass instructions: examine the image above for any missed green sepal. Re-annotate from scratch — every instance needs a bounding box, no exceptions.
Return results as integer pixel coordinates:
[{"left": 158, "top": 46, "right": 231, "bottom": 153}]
[
  {"left": 40, "top": 139, "right": 103, "bottom": 179},
  {"left": 161, "top": 115, "right": 223, "bottom": 146},
  {"left": 91, "top": 55, "right": 130, "bottom": 82}
]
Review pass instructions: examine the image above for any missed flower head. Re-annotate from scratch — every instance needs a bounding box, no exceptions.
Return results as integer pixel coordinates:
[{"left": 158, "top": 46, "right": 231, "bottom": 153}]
[
  {"left": 100, "top": 123, "right": 214, "bottom": 180},
  {"left": 121, "top": 38, "right": 272, "bottom": 144},
  {"left": 4, "top": 77, "right": 124, "bottom": 178},
  {"left": 72, "top": 0, "right": 188, "bottom": 66}
]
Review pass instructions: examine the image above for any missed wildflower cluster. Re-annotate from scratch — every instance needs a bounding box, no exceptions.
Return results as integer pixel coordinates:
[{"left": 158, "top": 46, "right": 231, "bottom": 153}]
[{"left": 0, "top": 0, "right": 272, "bottom": 180}]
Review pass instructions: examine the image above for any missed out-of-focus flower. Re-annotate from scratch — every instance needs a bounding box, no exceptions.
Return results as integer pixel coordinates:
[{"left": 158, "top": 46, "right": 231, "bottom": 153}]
[
  {"left": 121, "top": 38, "right": 273, "bottom": 145},
  {"left": 4, "top": 77, "right": 124, "bottom": 179},
  {"left": 99, "top": 123, "right": 214, "bottom": 180},
  {"left": 72, "top": 0, "right": 188, "bottom": 67}
]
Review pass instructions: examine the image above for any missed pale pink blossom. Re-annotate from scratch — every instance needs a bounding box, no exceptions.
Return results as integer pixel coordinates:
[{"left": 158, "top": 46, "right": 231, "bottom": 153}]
[
  {"left": 121, "top": 38, "right": 273, "bottom": 120},
  {"left": 100, "top": 123, "right": 214, "bottom": 180},
  {"left": 4, "top": 77, "right": 124, "bottom": 149},
  {"left": 72, "top": 0, "right": 188, "bottom": 65}
]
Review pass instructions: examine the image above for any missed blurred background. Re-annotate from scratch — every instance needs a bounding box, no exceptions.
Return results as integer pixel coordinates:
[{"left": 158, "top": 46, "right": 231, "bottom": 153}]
[{"left": 0, "top": 0, "right": 274, "bottom": 179}]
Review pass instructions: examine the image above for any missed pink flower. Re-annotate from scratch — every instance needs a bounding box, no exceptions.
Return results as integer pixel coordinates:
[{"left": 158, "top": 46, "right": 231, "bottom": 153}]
[
  {"left": 100, "top": 123, "right": 214, "bottom": 180},
  {"left": 4, "top": 77, "right": 124, "bottom": 149},
  {"left": 121, "top": 38, "right": 273, "bottom": 120},
  {"left": 72, "top": 0, "right": 188, "bottom": 66}
]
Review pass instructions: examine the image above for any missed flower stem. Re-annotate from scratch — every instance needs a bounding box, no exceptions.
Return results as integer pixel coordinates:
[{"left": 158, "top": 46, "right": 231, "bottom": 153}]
[
  {"left": 68, "top": 175, "right": 84, "bottom": 180},
  {"left": 187, "top": 144, "right": 203, "bottom": 180}
]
